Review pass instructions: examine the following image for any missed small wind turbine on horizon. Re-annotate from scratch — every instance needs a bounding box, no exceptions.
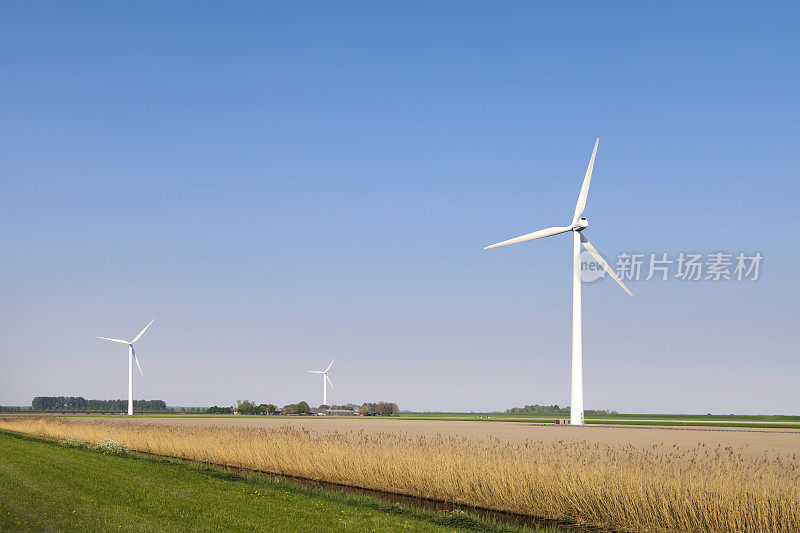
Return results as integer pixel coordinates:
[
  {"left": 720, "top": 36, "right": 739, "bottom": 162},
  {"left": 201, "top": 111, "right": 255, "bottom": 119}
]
[
  {"left": 308, "top": 359, "right": 335, "bottom": 407},
  {"left": 484, "top": 139, "right": 632, "bottom": 426},
  {"left": 96, "top": 319, "right": 155, "bottom": 416}
]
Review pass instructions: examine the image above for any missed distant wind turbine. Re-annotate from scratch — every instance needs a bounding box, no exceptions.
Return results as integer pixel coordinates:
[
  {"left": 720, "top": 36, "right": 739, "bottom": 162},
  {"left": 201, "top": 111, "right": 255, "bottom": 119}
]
[
  {"left": 308, "top": 359, "right": 335, "bottom": 407},
  {"left": 484, "top": 139, "right": 632, "bottom": 425},
  {"left": 96, "top": 319, "right": 155, "bottom": 416}
]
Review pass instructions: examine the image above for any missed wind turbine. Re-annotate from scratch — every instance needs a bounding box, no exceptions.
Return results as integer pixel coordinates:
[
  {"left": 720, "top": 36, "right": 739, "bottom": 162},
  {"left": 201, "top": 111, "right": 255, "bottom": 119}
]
[
  {"left": 96, "top": 319, "right": 155, "bottom": 416},
  {"left": 308, "top": 359, "right": 335, "bottom": 407},
  {"left": 484, "top": 139, "right": 632, "bottom": 426}
]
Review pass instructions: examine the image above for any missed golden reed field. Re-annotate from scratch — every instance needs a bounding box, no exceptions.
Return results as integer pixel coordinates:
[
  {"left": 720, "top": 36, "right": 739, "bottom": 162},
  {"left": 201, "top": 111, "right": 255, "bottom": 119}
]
[{"left": 1, "top": 416, "right": 798, "bottom": 532}]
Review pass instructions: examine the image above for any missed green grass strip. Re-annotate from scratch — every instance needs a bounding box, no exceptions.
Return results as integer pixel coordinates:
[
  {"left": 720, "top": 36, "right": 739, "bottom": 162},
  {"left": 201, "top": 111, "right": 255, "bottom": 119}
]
[{"left": 0, "top": 430, "right": 554, "bottom": 532}]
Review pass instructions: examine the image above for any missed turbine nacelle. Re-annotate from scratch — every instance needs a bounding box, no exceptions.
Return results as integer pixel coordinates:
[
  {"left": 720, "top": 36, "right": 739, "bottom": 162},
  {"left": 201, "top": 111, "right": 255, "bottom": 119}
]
[{"left": 573, "top": 217, "right": 588, "bottom": 231}]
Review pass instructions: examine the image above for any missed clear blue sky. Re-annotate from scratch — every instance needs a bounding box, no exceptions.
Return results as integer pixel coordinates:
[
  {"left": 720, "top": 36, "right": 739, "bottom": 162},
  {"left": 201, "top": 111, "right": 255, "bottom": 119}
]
[{"left": 1, "top": 3, "right": 798, "bottom": 413}]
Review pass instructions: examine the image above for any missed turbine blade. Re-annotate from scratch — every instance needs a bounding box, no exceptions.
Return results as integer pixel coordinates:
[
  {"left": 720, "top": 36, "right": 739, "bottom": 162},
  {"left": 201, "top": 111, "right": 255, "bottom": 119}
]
[
  {"left": 325, "top": 375, "right": 334, "bottom": 388},
  {"left": 325, "top": 358, "right": 335, "bottom": 373},
  {"left": 132, "top": 348, "right": 143, "bottom": 376},
  {"left": 572, "top": 138, "right": 599, "bottom": 225},
  {"left": 308, "top": 370, "right": 323, "bottom": 373},
  {"left": 580, "top": 234, "right": 633, "bottom": 296},
  {"left": 132, "top": 319, "right": 155, "bottom": 343},
  {"left": 484, "top": 226, "right": 572, "bottom": 250},
  {"left": 96, "top": 337, "right": 130, "bottom": 344}
]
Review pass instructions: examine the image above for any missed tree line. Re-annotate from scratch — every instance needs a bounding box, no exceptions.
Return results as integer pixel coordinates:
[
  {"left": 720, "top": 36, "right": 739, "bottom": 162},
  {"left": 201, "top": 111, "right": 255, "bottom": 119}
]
[
  {"left": 0, "top": 405, "right": 28, "bottom": 412},
  {"left": 205, "top": 401, "right": 305, "bottom": 415},
  {"left": 358, "top": 402, "right": 400, "bottom": 416},
  {"left": 204, "top": 401, "right": 400, "bottom": 416},
  {"left": 25, "top": 396, "right": 400, "bottom": 415},
  {"left": 31, "top": 397, "right": 167, "bottom": 412},
  {"left": 506, "top": 404, "right": 618, "bottom": 415}
]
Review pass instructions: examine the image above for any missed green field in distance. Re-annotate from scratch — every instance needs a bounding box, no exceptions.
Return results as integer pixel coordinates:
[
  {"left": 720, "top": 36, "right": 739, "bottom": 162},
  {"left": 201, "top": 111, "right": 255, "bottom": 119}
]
[
  {"left": 396, "top": 412, "right": 800, "bottom": 428},
  {"left": 4, "top": 411, "right": 799, "bottom": 429}
]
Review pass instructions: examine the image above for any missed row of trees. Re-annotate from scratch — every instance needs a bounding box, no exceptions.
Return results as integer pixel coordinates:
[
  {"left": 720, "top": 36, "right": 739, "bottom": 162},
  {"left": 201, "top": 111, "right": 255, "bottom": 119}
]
[
  {"left": 203, "top": 400, "right": 400, "bottom": 416},
  {"left": 359, "top": 402, "right": 400, "bottom": 416},
  {"left": 236, "top": 401, "right": 280, "bottom": 415},
  {"left": 506, "top": 404, "right": 618, "bottom": 415},
  {"left": 0, "top": 405, "right": 29, "bottom": 412},
  {"left": 326, "top": 403, "right": 361, "bottom": 411},
  {"left": 234, "top": 400, "right": 312, "bottom": 415},
  {"left": 24, "top": 397, "right": 399, "bottom": 416},
  {"left": 45, "top": 397, "right": 167, "bottom": 412},
  {"left": 31, "top": 397, "right": 167, "bottom": 412},
  {"left": 506, "top": 404, "right": 569, "bottom": 414},
  {"left": 281, "top": 401, "right": 310, "bottom": 414},
  {"left": 206, "top": 401, "right": 305, "bottom": 415},
  {"left": 321, "top": 402, "right": 399, "bottom": 416},
  {"left": 205, "top": 405, "right": 233, "bottom": 414}
]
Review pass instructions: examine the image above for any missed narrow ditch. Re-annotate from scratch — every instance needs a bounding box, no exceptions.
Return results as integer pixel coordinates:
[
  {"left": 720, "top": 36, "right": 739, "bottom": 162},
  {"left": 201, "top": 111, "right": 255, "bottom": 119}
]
[{"left": 132, "top": 449, "right": 602, "bottom": 532}]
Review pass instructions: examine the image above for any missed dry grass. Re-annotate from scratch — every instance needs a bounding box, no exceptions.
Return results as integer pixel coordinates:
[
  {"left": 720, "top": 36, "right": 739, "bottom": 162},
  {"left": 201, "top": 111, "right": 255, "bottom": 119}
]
[{"left": 2, "top": 417, "right": 798, "bottom": 532}]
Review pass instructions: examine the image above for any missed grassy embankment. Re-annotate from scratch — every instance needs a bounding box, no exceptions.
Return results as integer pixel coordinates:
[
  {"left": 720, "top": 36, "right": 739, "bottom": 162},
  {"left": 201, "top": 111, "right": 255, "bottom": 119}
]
[
  {"left": 1, "top": 416, "right": 797, "bottom": 532},
  {"left": 0, "top": 431, "right": 542, "bottom": 532}
]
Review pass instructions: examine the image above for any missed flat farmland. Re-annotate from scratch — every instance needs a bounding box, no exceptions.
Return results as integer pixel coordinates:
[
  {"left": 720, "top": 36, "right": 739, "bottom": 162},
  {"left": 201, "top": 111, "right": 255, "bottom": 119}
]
[
  {"left": 83, "top": 415, "right": 800, "bottom": 458},
  {"left": 4, "top": 416, "right": 798, "bottom": 531}
]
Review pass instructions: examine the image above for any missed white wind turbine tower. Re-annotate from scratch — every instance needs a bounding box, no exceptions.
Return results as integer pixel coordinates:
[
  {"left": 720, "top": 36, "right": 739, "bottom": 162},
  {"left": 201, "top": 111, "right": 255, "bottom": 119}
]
[
  {"left": 96, "top": 319, "right": 155, "bottom": 416},
  {"left": 308, "top": 359, "right": 335, "bottom": 407},
  {"left": 484, "top": 139, "right": 632, "bottom": 425}
]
